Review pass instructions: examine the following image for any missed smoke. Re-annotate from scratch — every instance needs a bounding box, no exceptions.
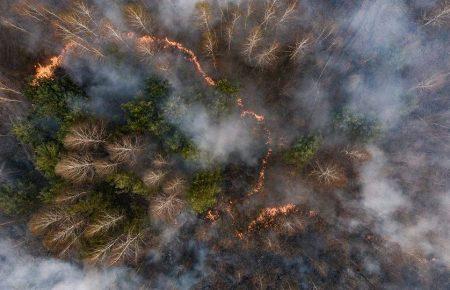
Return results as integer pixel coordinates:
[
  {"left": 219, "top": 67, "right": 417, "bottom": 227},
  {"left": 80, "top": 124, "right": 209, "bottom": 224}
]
[
  {"left": 0, "top": 238, "right": 142, "bottom": 290},
  {"left": 170, "top": 103, "right": 258, "bottom": 164},
  {"left": 0, "top": 0, "right": 449, "bottom": 288}
]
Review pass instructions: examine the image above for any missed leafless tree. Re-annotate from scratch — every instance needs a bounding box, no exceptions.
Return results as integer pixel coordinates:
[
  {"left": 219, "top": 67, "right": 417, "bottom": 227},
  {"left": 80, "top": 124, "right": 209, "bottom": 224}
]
[
  {"left": 106, "top": 136, "right": 144, "bottom": 165},
  {"left": 150, "top": 192, "right": 185, "bottom": 222},
  {"left": 29, "top": 209, "right": 68, "bottom": 235},
  {"left": 85, "top": 212, "right": 124, "bottom": 237},
  {"left": 256, "top": 42, "right": 279, "bottom": 67},
  {"left": 261, "top": 0, "right": 279, "bottom": 28},
  {"left": 197, "top": 2, "right": 217, "bottom": 64},
  {"left": 94, "top": 159, "right": 119, "bottom": 177},
  {"left": 243, "top": 26, "right": 263, "bottom": 58},
  {"left": 289, "top": 37, "right": 311, "bottom": 61},
  {"left": 63, "top": 121, "right": 106, "bottom": 151},
  {"left": 311, "top": 162, "right": 344, "bottom": 185},
  {"left": 43, "top": 216, "right": 85, "bottom": 256},
  {"left": 342, "top": 147, "right": 371, "bottom": 162},
  {"left": 277, "top": 1, "right": 297, "bottom": 26},
  {"left": 55, "top": 189, "right": 88, "bottom": 204},
  {"left": 152, "top": 154, "right": 169, "bottom": 168},
  {"left": 163, "top": 177, "right": 186, "bottom": 195},
  {"left": 423, "top": 2, "right": 450, "bottom": 26},
  {"left": 125, "top": 4, "right": 152, "bottom": 33},
  {"left": 411, "top": 72, "right": 449, "bottom": 91},
  {"left": 108, "top": 228, "right": 146, "bottom": 265},
  {"left": 55, "top": 154, "right": 96, "bottom": 183},
  {"left": 143, "top": 170, "right": 167, "bottom": 187},
  {"left": 226, "top": 11, "right": 241, "bottom": 51}
]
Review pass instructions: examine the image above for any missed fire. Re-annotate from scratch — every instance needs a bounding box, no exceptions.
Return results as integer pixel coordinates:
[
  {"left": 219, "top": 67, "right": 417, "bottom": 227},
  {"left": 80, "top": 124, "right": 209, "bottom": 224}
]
[
  {"left": 248, "top": 203, "right": 297, "bottom": 231},
  {"left": 34, "top": 56, "right": 62, "bottom": 82},
  {"left": 34, "top": 32, "right": 273, "bottom": 197},
  {"left": 33, "top": 43, "right": 75, "bottom": 84}
]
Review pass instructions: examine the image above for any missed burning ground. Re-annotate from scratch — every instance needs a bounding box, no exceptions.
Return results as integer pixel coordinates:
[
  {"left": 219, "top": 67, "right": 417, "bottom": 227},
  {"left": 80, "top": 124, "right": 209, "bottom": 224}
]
[{"left": 0, "top": 0, "right": 449, "bottom": 289}]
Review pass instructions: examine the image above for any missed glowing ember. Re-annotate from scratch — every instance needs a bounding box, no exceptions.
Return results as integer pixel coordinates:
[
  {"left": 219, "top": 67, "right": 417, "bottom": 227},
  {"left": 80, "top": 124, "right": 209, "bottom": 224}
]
[
  {"left": 206, "top": 210, "right": 219, "bottom": 222},
  {"left": 248, "top": 204, "right": 297, "bottom": 231}
]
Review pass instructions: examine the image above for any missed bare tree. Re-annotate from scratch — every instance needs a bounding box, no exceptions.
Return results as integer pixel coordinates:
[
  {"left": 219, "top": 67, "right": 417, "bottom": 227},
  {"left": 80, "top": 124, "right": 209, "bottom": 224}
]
[
  {"left": 85, "top": 212, "right": 124, "bottom": 237},
  {"left": 410, "top": 72, "right": 449, "bottom": 91},
  {"left": 197, "top": 2, "right": 217, "bottom": 64},
  {"left": 152, "top": 154, "right": 169, "bottom": 168},
  {"left": 94, "top": 159, "right": 119, "bottom": 177},
  {"left": 106, "top": 136, "right": 144, "bottom": 165},
  {"left": 150, "top": 192, "right": 185, "bottom": 222},
  {"left": 424, "top": 2, "right": 450, "bottom": 26},
  {"left": 143, "top": 170, "right": 167, "bottom": 187},
  {"left": 277, "top": 1, "right": 297, "bottom": 26},
  {"left": 289, "top": 37, "right": 311, "bottom": 61},
  {"left": 342, "top": 147, "right": 371, "bottom": 162},
  {"left": 125, "top": 4, "right": 152, "bottom": 33},
  {"left": 311, "top": 162, "right": 345, "bottom": 186},
  {"left": 29, "top": 209, "right": 68, "bottom": 235},
  {"left": 55, "top": 189, "right": 88, "bottom": 204},
  {"left": 108, "top": 228, "right": 146, "bottom": 265},
  {"left": 63, "top": 121, "right": 106, "bottom": 151},
  {"left": 43, "top": 216, "right": 85, "bottom": 256},
  {"left": 256, "top": 42, "right": 279, "bottom": 67},
  {"left": 243, "top": 26, "right": 263, "bottom": 58},
  {"left": 226, "top": 11, "right": 241, "bottom": 51},
  {"left": 163, "top": 177, "right": 186, "bottom": 195},
  {"left": 261, "top": 0, "right": 279, "bottom": 28},
  {"left": 55, "top": 154, "right": 96, "bottom": 183}
]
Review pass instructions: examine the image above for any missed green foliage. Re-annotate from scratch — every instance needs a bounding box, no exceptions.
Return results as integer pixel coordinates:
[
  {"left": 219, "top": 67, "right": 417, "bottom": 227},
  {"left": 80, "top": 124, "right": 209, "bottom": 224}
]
[
  {"left": 187, "top": 169, "right": 222, "bottom": 214},
  {"left": 11, "top": 120, "right": 43, "bottom": 147},
  {"left": 24, "top": 75, "right": 86, "bottom": 120},
  {"left": 122, "top": 100, "right": 170, "bottom": 135},
  {"left": 216, "top": 79, "right": 239, "bottom": 95},
  {"left": 283, "top": 135, "right": 321, "bottom": 168},
  {"left": 0, "top": 182, "right": 41, "bottom": 216},
  {"left": 333, "top": 109, "right": 380, "bottom": 143},
  {"left": 35, "top": 143, "right": 60, "bottom": 178},
  {"left": 107, "top": 172, "right": 150, "bottom": 197},
  {"left": 144, "top": 77, "right": 170, "bottom": 101}
]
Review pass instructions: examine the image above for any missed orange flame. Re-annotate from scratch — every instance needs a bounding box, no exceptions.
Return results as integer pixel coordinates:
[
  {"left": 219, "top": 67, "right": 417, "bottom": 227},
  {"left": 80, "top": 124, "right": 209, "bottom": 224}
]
[
  {"left": 248, "top": 203, "right": 297, "bottom": 231},
  {"left": 34, "top": 33, "right": 273, "bottom": 197},
  {"left": 33, "top": 56, "right": 62, "bottom": 83}
]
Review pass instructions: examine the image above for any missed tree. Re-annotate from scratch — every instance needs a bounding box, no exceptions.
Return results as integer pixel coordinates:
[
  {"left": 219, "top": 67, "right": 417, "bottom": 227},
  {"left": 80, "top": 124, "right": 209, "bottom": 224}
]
[
  {"left": 163, "top": 177, "right": 186, "bottom": 195},
  {"left": 108, "top": 172, "right": 149, "bottom": 196},
  {"left": 63, "top": 121, "right": 107, "bottom": 151},
  {"left": 55, "top": 154, "right": 96, "bottom": 183},
  {"left": 35, "top": 143, "right": 60, "bottom": 178},
  {"left": 106, "top": 136, "right": 144, "bottom": 166},
  {"left": 187, "top": 169, "right": 222, "bottom": 214},
  {"left": 94, "top": 159, "right": 119, "bottom": 177},
  {"left": 150, "top": 192, "right": 185, "bottom": 222},
  {"left": 333, "top": 110, "right": 380, "bottom": 143},
  {"left": 85, "top": 212, "right": 124, "bottom": 237},
  {"left": 283, "top": 135, "right": 321, "bottom": 168},
  {"left": 143, "top": 170, "right": 166, "bottom": 187}
]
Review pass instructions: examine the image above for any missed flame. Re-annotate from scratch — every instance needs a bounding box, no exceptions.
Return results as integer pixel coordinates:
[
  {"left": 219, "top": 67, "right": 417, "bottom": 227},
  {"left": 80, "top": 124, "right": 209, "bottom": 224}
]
[
  {"left": 248, "top": 203, "right": 297, "bottom": 231},
  {"left": 34, "top": 56, "right": 62, "bottom": 82},
  {"left": 34, "top": 33, "right": 273, "bottom": 197},
  {"left": 32, "top": 43, "right": 75, "bottom": 84}
]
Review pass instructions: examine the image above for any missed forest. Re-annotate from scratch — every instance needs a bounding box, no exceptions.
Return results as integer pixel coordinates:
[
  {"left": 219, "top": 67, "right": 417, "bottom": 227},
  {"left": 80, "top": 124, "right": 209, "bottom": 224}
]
[{"left": 0, "top": 0, "right": 449, "bottom": 289}]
